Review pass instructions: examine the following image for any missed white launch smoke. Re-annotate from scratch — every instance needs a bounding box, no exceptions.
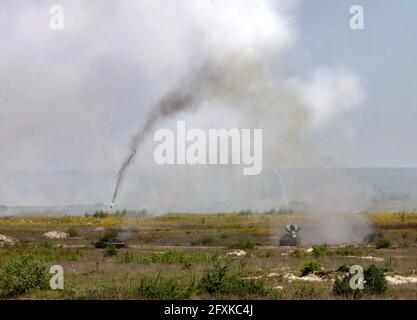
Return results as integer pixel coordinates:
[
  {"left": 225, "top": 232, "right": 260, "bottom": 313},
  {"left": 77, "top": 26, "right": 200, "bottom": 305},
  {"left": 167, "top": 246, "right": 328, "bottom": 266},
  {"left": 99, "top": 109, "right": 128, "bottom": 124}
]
[{"left": 273, "top": 168, "right": 290, "bottom": 222}]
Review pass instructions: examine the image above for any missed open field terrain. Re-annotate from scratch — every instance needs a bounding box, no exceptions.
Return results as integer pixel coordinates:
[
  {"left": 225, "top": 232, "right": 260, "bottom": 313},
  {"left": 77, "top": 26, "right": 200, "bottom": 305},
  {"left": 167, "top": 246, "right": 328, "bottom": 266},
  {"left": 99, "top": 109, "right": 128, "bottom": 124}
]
[{"left": 0, "top": 212, "right": 416, "bottom": 299}]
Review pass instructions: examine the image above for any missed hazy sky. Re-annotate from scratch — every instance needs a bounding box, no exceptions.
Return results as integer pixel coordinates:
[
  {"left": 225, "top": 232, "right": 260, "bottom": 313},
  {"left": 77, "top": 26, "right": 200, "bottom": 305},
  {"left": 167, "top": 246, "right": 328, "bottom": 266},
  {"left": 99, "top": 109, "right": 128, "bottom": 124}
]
[{"left": 1, "top": 0, "right": 416, "bottom": 171}]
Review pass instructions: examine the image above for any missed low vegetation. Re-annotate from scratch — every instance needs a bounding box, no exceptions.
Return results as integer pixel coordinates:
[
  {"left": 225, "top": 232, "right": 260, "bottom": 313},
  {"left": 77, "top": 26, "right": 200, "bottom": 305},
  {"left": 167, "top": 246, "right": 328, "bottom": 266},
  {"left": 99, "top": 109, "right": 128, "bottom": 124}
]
[
  {"left": 198, "top": 260, "right": 267, "bottom": 297},
  {"left": 298, "top": 260, "right": 321, "bottom": 276},
  {"left": 0, "top": 255, "right": 49, "bottom": 297},
  {"left": 375, "top": 234, "right": 392, "bottom": 249},
  {"left": 333, "top": 264, "right": 388, "bottom": 298},
  {"left": 0, "top": 211, "right": 414, "bottom": 299},
  {"left": 228, "top": 238, "right": 256, "bottom": 250}
]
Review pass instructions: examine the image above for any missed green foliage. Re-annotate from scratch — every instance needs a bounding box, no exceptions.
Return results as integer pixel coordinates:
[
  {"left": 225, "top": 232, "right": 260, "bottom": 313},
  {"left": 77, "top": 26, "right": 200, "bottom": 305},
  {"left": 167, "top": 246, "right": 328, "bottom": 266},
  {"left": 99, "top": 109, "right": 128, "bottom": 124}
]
[
  {"left": 118, "top": 250, "right": 208, "bottom": 267},
  {"left": 334, "top": 246, "right": 358, "bottom": 256},
  {"left": 0, "top": 255, "right": 49, "bottom": 297},
  {"left": 198, "top": 261, "right": 228, "bottom": 295},
  {"left": 228, "top": 238, "right": 256, "bottom": 250},
  {"left": 333, "top": 264, "right": 387, "bottom": 298},
  {"left": 332, "top": 275, "right": 361, "bottom": 299},
  {"left": 67, "top": 226, "right": 79, "bottom": 237},
  {"left": 364, "top": 264, "right": 387, "bottom": 295},
  {"left": 104, "top": 244, "right": 117, "bottom": 257},
  {"left": 375, "top": 235, "right": 391, "bottom": 249},
  {"left": 137, "top": 273, "right": 196, "bottom": 299},
  {"left": 198, "top": 261, "right": 267, "bottom": 297},
  {"left": 311, "top": 243, "right": 332, "bottom": 257},
  {"left": 298, "top": 260, "right": 321, "bottom": 276}
]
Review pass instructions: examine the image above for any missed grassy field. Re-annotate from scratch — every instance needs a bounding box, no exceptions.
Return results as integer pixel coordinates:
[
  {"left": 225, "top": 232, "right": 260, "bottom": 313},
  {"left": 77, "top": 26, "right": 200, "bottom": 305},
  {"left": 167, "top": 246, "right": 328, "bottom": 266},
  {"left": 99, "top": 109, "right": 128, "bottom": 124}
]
[{"left": 0, "top": 212, "right": 416, "bottom": 300}]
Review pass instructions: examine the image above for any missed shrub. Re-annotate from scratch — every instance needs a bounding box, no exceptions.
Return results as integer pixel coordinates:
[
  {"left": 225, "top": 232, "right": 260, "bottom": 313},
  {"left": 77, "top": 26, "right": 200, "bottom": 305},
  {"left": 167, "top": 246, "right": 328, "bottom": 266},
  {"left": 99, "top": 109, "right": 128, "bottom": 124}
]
[
  {"left": 137, "top": 274, "right": 195, "bottom": 299},
  {"left": 104, "top": 244, "right": 117, "bottom": 257},
  {"left": 0, "top": 255, "right": 49, "bottom": 297},
  {"left": 332, "top": 275, "right": 361, "bottom": 299},
  {"left": 220, "top": 273, "right": 267, "bottom": 296},
  {"left": 364, "top": 264, "right": 387, "bottom": 295},
  {"left": 228, "top": 238, "right": 255, "bottom": 250},
  {"left": 333, "top": 264, "right": 387, "bottom": 298},
  {"left": 198, "top": 261, "right": 267, "bottom": 297},
  {"left": 138, "top": 275, "right": 181, "bottom": 299},
  {"left": 311, "top": 243, "right": 332, "bottom": 257},
  {"left": 67, "top": 226, "right": 79, "bottom": 237},
  {"left": 298, "top": 260, "right": 321, "bottom": 276},
  {"left": 375, "top": 235, "right": 391, "bottom": 249},
  {"left": 199, "top": 261, "right": 228, "bottom": 295}
]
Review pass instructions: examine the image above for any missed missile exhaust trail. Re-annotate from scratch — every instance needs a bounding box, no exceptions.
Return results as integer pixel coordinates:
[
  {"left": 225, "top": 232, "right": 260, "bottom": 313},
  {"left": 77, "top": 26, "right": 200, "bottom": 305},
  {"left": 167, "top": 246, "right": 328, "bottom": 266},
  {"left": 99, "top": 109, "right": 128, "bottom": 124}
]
[{"left": 110, "top": 149, "right": 137, "bottom": 208}]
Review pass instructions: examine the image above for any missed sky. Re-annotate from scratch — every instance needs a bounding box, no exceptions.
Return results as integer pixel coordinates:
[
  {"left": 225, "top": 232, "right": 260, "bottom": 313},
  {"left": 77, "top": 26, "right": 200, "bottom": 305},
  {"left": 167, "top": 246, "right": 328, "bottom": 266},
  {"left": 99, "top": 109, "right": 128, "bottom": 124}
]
[{"left": 0, "top": 0, "right": 416, "bottom": 209}]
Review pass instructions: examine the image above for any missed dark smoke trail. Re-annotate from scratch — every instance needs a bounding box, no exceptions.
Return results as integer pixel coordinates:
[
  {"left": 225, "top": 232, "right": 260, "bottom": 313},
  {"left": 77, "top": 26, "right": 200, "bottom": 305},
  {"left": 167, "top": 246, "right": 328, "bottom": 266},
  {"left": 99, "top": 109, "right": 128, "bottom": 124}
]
[
  {"left": 111, "top": 149, "right": 137, "bottom": 207},
  {"left": 110, "top": 92, "right": 195, "bottom": 207}
]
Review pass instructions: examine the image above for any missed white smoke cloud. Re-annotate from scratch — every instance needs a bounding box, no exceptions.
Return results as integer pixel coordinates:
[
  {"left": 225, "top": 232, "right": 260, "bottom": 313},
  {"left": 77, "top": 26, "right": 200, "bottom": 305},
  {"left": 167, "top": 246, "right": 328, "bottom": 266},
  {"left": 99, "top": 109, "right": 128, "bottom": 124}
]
[
  {"left": 0, "top": 0, "right": 371, "bottom": 227},
  {"left": 289, "top": 67, "right": 366, "bottom": 128}
]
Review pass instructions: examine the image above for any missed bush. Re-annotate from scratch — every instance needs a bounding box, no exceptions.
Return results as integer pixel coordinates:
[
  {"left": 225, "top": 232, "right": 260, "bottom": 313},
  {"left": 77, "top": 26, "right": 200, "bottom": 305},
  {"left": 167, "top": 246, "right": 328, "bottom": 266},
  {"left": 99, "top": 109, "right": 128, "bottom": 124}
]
[
  {"left": 364, "top": 264, "right": 387, "bottom": 295},
  {"left": 67, "top": 226, "right": 79, "bottom": 238},
  {"left": 311, "top": 243, "right": 332, "bottom": 257},
  {"left": 220, "top": 273, "right": 267, "bottom": 296},
  {"left": 0, "top": 255, "right": 49, "bottom": 297},
  {"left": 104, "top": 244, "right": 117, "bottom": 257},
  {"left": 298, "top": 260, "right": 321, "bottom": 276},
  {"left": 332, "top": 275, "right": 361, "bottom": 299},
  {"left": 137, "top": 274, "right": 195, "bottom": 299},
  {"left": 228, "top": 238, "right": 255, "bottom": 250},
  {"left": 333, "top": 264, "right": 387, "bottom": 298},
  {"left": 375, "top": 235, "right": 391, "bottom": 249},
  {"left": 198, "top": 261, "right": 267, "bottom": 297},
  {"left": 199, "top": 261, "right": 228, "bottom": 295}
]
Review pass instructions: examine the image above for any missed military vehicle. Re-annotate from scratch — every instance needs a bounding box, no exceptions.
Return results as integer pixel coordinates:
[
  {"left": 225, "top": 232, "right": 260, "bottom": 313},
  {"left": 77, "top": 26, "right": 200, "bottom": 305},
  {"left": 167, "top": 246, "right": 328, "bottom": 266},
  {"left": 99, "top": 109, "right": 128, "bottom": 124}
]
[
  {"left": 94, "top": 237, "right": 127, "bottom": 249},
  {"left": 279, "top": 224, "right": 300, "bottom": 246}
]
